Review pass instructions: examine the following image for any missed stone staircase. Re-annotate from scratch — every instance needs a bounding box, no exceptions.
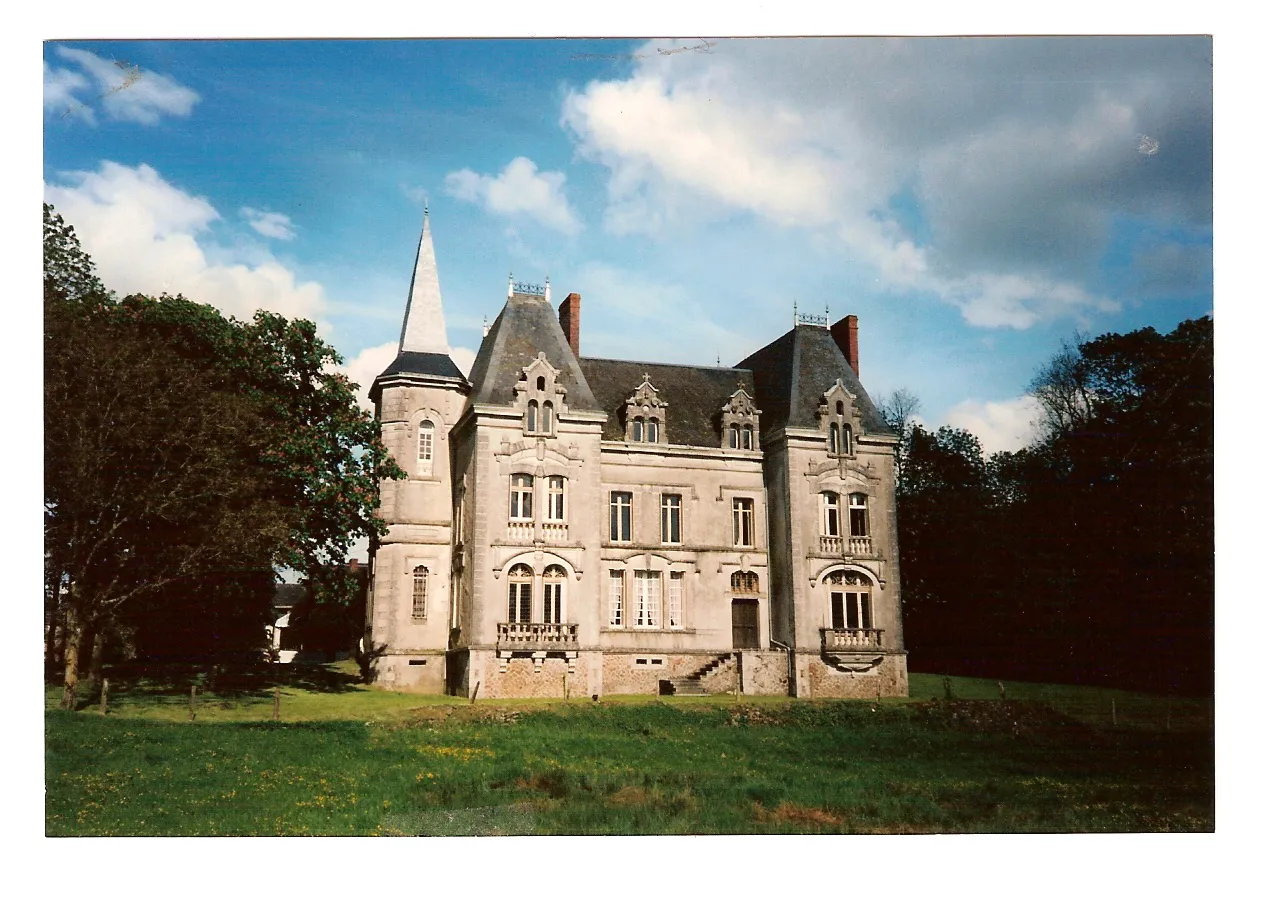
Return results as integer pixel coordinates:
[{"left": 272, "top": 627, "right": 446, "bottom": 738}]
[{"left": 660, "top": 653, "right": 736, "bottom": 696}]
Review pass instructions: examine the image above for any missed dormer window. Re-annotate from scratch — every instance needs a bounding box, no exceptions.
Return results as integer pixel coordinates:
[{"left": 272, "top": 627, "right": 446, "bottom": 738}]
[
  {"left": 820, "top": 381, "right": 860, "bottom": 457},
  {"left": 515, "top": 352, "right": 567, "bottom": 437},
  {"left": 721, "top": 382, "right": 761, "bottom": 451},
  {"left": 624, "top": 374, "right": 667, "bottom": 444}
]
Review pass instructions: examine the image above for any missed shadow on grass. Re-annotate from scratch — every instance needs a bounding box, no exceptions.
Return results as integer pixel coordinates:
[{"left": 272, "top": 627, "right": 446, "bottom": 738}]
[{"left": 54, "top": 659, "right": 365, "bottom": 706}]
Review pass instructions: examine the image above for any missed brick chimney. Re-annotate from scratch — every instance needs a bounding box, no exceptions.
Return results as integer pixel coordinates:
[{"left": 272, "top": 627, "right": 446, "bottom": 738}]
[
  {"left": 559, "top": 292, "right": 581, "bottom": 357},
  {"left": 831, "top": 314, "right": 860, "bottom": 377}
]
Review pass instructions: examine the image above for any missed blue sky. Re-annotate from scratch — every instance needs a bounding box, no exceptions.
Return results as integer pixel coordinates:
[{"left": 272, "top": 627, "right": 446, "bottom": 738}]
[{"left": 42, "top": 37, "right": 1213, "bottom": 453}]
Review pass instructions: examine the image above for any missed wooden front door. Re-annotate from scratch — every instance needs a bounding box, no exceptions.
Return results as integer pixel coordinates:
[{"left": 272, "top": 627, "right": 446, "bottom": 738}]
[{"left": 732, "top": 598, "right": 760, "bottom": 649}]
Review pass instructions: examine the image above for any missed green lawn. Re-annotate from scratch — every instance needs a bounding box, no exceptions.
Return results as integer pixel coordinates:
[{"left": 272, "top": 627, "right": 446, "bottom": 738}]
[{"left": 45, "top": 666, "right": 1213, "bottom": 835}]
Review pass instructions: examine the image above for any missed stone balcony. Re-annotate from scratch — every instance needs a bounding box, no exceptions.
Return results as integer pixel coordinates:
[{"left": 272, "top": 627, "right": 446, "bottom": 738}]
[
  {"left": 820, "top": 627, "right": 884, "bottom": 650},
  {"left": 819, "top": 535, "right": 872, "bottom": 556},
  {"left": 496, "top": 622, "right": 579, "bottom": 653}
]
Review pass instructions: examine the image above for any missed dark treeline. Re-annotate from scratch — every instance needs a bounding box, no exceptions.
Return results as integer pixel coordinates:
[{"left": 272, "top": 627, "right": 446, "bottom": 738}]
[{"left": 888, "top": 317, "right": 1213, "bottom": 695}]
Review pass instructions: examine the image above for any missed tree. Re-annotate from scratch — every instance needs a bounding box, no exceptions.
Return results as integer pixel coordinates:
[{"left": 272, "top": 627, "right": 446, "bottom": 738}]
[
  {"left": 44, "top": 204, "right": 404, "bottom": 706},
  {"left": 876, "top": 387, "right": 922, "bottom": 489}
]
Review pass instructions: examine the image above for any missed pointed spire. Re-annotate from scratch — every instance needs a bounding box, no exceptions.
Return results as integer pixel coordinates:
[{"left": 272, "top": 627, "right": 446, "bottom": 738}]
[{"left": 398, "top": 208, "right": 449, "bottom": 355}]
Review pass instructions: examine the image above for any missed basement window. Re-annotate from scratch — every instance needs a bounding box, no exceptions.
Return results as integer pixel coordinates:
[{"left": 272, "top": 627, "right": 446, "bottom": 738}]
[
  {"left": 634, "top": 657, "right": 666, "bottom": 668},
  {"left": 408, "top": 659, "right": 427, "bottom": 666}
]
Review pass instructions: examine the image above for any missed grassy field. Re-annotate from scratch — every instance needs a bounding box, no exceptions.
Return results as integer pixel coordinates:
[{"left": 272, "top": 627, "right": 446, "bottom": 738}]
[{"left": 45, "top": 665, "right": 1214, "bottom": 835}]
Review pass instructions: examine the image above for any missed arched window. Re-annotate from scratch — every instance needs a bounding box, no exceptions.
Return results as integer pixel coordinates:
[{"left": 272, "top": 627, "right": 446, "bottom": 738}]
[
  {"left": 729, "top": 426, "right": 739, "bottom": 449},
  {"left": 842, "top": 424, "right": 853, "bottom": 456},
  {"left": 647, "top": 419, "right": 659, "bottom": 443},
  {"left": 543, "top": 565, "right": 566, "bottom": 624},
  {"left": 536, "top": 376, "right": 546, "bottom": 392},
  {"left": 412, "top": 565, "right": 429, "bottom": 619},
  {"left": 828, "top": 422, "right": 840, "bottom": 455},
  {"left": 825, "top": 570, "right": 873, "bottom": 630},
  {"left": 509, "top": 473, "right": 534, "bottom": 520},
  {"left": 632, "top": 417, "right": 644, "bottom": 442},
  {"left": 741, "top": 425, "right": 754, "bottom": 450},
  {"left": 527, "top": 400, "right": 539, "bottom": 433},
  {"left": 849, "top": 493, "right": 869, "bottom": 537},
  {"left": 546, "top": 476, "right": 566, "bottom": 521},
  {"left": 822, "top": 492, "right": 841, "bottom": 537},
  {"left": 730, "top": 570, "right": 759, "bottom": 594},
  {"left": 542, "top": 401, "right": 554, "bottom": 435},
  {"left": 508, "top": 564, "right": 533, "bottom": 623},
  {"left": 836, "top": 400, "right": 845, "bottom": 416},
  {"left": 417, "top": 420, "right": 435, "bottom": 474}
]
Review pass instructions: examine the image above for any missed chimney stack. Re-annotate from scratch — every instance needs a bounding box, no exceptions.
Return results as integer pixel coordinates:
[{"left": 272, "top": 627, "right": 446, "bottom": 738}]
[
  {"left": 559, "top": 292, "right": 581, "bottom": 357},
  {"left": 831, "top": 314, "right": 860, "bottom": 377}
]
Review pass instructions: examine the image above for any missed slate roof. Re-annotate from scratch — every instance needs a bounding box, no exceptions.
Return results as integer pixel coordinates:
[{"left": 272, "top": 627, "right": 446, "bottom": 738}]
[
  {"left": 580, "top": 357, "right": 756, "bottom": 448},
  {"left": 377, "top": 351, "right": 466, "bottom": 382},
  {"left": 467, "top": 295, "right": 601, "bottom": 411},
  {"left": 738, "top": 325, "right": 893, "bottom": 437}
]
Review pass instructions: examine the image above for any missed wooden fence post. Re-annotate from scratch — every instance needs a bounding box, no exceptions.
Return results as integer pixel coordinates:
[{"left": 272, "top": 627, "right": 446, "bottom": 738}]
[
  {"left": 273, "top": 685, "right": 280, "bottom": 722},
  {"left": 998, "top": 680, "right": 1006, "bottom": 701},
  {"left": 1111, "top": 698, "right": 1117, "bottom": 728},
  {"left": 470, "top": 681, "right": 480, "bottom": 704},
  {"left": 99, "top": 678, "right": 109, "bottom": 716},
  {"left": 189, "top": 684, "right": 197, "bottom": 722},
  {"left": 943, "top": 676, "right": 953, "bottom": 701}
]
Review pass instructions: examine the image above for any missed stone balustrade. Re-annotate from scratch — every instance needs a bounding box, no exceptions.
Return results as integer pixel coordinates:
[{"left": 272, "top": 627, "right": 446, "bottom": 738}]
[
  {"left": 820, "top": 627, "right": 884, "bottom": 650},
  {"left": 497, "top": 622, "right": 579, "bottom": 651}
]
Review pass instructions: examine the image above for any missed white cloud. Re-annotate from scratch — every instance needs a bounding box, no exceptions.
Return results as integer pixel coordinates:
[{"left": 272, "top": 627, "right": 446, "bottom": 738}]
[
  {"left": 445, "top": 157, "right": 582, "bottom": 235},
  {"left": 45, "top": 161, "right": 326, "bottom": 323},
  {"left": 51, "top": 47, "right": 199, "bottom": 125},
  {"left": 560, "top": 37, "right": 1210, "bottom": 329},
  {"left": 43, "top": 61, "right": 93, "bottom": 122},
  {"left": 942, "top": 396, "right": 1041, "bottom": 454},
  {"left": 241, "top": 207, "right": 297, "bottom": 241},
  {"left": 340, "top": 342, "right": 477, "bottom": 413}
]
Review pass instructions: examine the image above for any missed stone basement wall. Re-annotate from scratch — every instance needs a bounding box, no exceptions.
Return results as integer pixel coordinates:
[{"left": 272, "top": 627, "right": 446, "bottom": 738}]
[
  {"left": 479, "top": 656, "right": 590, "bottom": 700},
  {"left": 374, "top": 652, "right": 446, "bottom": 693},
  {"left": 740, "top": 651, "right": 791, "bottom": 695},
  {"left": 798, "top": 653, "right": 908, "bottom": 699},
  {"left": 602, "top": 652, "right": 730, "bottom": 695}
]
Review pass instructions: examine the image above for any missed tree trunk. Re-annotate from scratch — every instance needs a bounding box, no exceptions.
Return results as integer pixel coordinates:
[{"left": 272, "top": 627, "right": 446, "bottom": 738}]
[
  {"left": 87, "top": 625, "right": 107, "bottom": 691},
  {"left": 60, "top": 604, "right": 83, "bottom": 710}
]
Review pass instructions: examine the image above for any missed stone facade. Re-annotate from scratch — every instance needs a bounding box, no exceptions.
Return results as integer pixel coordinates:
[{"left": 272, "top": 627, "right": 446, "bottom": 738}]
[{"left": 364, "top": 217, "right": 907, "bottom": 699}]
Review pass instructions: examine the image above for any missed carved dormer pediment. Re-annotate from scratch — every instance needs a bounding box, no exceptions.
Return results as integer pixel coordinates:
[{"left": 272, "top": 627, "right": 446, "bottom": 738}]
[
  {"left": 513, "top": 352, "right": 567, "bottom": 436},
  {"left": 623, "top": 373, "right": 667, "bottom": 443},
  {"left": 722, "top": 380, "right": 762, "bottom": 451}
]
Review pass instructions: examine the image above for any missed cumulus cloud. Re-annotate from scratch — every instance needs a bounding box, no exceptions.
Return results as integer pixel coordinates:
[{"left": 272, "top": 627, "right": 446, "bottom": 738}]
[
  {"left": 48, "top": 47, "right": 199, "bottom": 125},
  {"left": 445, "top": 157, "right": 582, "bottom": 235},
  {"left": 942, "top": 396, "right": 1042, "bottom": 454},
  {"left": 241, "top": 207, "right": 297, "bottom": 241},
  {"left": 561, "top": 37, "right": 1211, "bottom": 329},
  {"left": 45, "top": 161, "right": 326, "bottom": 323}
]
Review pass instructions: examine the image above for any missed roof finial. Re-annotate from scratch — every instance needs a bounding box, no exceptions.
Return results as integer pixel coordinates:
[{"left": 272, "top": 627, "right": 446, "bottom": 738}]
[
  {"left": 482, "top": 314, "right": 489, "bottom": 338},
  {"left": 545, "top": 274, "right": 551, "bottom": 305},
  {"left": 424, "top": 201, "right": 429, "bottom": 218},
  {"left": 825, "top": 302, "right": 829, "bottom": 321},
  {"left": 793, "top": 300, "right": 798, "bottom": 327},
  {"left": 507, "top": 272, "right": 514, "bottom": 299},
  {"left": 717, "top": 352, "right": 722, "bottom": 366}
]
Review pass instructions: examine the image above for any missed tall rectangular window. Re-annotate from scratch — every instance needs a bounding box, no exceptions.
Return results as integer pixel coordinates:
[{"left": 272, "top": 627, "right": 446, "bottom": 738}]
[
  {"left": 546, "top": 476, "right": 566, "bottom": 521},
  {"left": 417, "top": 421, "right": 435, "bottom": 475},
  {"left": 411, "top": 565, "right": 428, "bottom": 620},
  {"left": 849, "top": 493, "right": 869, "bottom": 537},
  {"left": 509, "top": 474, "right": 534, "bottom": 520},
  {"left": 668, "top": 572, "right": 684, "bottom": 629},
  {"left": 660, "top": 494, "right": 682, "bottom": 544},
  {"left": 822, "top": 492, "right": 841, "bottom": 537},
  {"left": 610, "top": 491, "right": 633, "bottom": 542},
  {"left": 634, "top": 570, "right": 660, "bottom": 628},
  {"left": 732, "top": 498, "right": 755, "bottom": 547},
  {"left": 608, "top": 570, "right": 624, "bottom": 627}
]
